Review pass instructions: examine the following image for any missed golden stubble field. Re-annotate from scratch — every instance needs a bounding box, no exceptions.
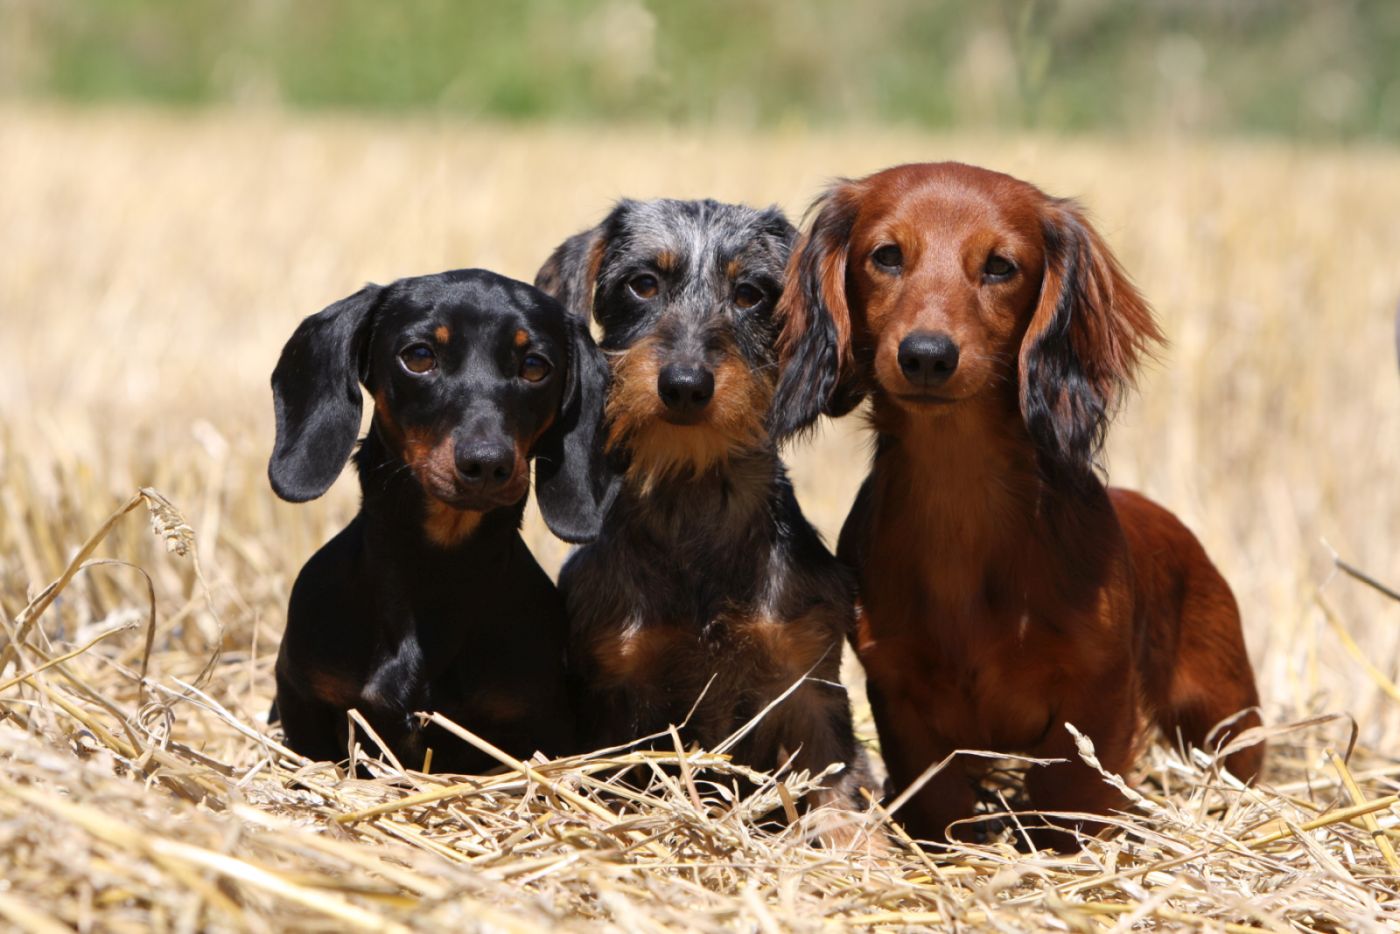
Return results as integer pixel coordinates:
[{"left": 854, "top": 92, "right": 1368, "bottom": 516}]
[{"left": 1, "top": 105, "right": 1399, "bottom": 931}]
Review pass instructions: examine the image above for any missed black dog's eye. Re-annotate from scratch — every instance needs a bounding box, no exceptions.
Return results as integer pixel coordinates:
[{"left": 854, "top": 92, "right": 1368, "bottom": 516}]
[
  {"left": 399, "top": 343, "right": 437, "bottom": 374},
  {"left": 628, "top": 274, "right": 659, "bottom": 300},
  {"left": 872, "top": 244, "right": 903, "bottom": 270},
  {"left": 983, "top": 254, "right": 1017, "bottom": 282},
  {"left": 519, "top": 353, "right": 552, "bottom": 383},
  {"left": 734, "top": 283, "right": 765, "bottom": 309}
]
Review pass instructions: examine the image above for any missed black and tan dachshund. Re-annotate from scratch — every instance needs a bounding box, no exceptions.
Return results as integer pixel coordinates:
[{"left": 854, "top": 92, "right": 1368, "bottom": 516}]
[
  {"left": 536, "top": 199, "right": 875, "bottom": 842},
  {"left": 268, "top": 269, "right": 611, "bottom": 773}
]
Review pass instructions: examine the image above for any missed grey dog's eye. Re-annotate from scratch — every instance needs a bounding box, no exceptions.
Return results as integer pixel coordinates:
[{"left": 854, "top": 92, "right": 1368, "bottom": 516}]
[
  {"left": 734, "top": 283, "right": 764, "bottom": 309},
  {"left": 628, "top": 274, "right": 659, "bottom": 300}
]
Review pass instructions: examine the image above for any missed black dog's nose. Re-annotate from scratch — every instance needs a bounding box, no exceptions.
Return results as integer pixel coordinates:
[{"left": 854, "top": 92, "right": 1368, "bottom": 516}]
[
  {"left": 455, "top": 439, "right": 515, "bottom": 491},
  {"left": 897, "top": 332, "right": 960, "bottom": 389},
  {"left": 657, "top": 363, "right": 715, "bottom": 418}
]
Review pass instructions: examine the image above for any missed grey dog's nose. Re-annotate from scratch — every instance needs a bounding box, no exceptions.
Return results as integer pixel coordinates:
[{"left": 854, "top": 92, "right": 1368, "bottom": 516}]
[{"left": 658, "top": 363, "right": 715, "bottom": 418}]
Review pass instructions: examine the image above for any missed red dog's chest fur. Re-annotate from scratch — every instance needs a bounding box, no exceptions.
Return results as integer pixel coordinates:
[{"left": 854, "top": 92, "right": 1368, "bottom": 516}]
[
  {"left": 840, "top": 401, "right": 1261, "bottom": 848},
  {"left": 843, "top": 407, "right": 1138, "bottom": 757}
]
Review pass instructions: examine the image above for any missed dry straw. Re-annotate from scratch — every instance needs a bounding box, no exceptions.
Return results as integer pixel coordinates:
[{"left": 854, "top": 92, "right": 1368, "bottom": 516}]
[
  {"left": 0, "top": 488, "right": 1396, "bottom": 931},
  {"left": 2, "top": 108, "right": 1399, "bottom": 931}
]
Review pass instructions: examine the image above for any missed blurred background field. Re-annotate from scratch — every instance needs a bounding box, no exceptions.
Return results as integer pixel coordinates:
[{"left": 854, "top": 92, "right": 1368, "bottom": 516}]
[
  {"left": 2, "top": 1, "right": 1400, "bottom": 930},
  {"left": 5, "top": 0, "right": 1400, "bottom": 139}
]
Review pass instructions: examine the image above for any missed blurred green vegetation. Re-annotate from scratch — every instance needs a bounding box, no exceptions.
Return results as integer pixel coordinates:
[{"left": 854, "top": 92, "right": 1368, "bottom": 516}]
[{"left": 2, "top": 0, "right": 1397, "bottom": 139}]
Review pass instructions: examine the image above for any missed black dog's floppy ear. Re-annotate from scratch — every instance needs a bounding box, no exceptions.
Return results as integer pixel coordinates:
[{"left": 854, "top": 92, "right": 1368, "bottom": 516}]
[
  {"left": 534, "top": 223, "right": 608, "bottom": 320},
  {"left": 771, "top": 180, "right": 868, "bottom": 441},
  {"left": 534, "top": 312, "right": 616, "bottom": 543},
  {"left": 1019, "top": 198, "right": 1163, "bottom": 489},
  {"left": 268, "top": 284, "right": 381, "bottom": 502}
]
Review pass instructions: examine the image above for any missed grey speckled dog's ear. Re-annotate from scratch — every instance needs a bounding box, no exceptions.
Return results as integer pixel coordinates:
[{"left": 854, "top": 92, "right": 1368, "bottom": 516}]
[
  {"left": 534, "top": 202, "right": 632, "bottom": 320},
  {"left": 756, "top": 204, "right": 799, "bottom": 251},
  {"left": 268, "top": 284, "right": 381, "bottom": 502},
  {"left": 534, "top": 227, "right": 606, "bottom": 320}
]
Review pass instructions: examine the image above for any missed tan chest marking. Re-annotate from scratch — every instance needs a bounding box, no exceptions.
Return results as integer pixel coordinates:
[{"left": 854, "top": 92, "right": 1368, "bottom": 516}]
[
  {"left": 595, "top": 612, "right": 843, "bottom": 691},
  {"left": 729, "top": 613, "right": 842, "bottom": 681},
  {"left": 592, "top": 625, "right": 690, "bottom": 687},
  {"left": 472, "top": 691, "right": 531, "bottom": 724},
  {"left": 307, "top": 669, "right": 362, "bottom": 709},
  {"left": 423, "top": 502, "right": 482, "bottom": 547}
]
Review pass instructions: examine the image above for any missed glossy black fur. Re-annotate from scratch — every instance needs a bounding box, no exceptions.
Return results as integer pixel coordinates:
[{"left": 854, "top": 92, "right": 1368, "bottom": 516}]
[
  {"left": 536, "top": 200, "right": 873, "bottom": 824},
  {"left": 267, "top": 269, "right": 610, "bottom": 773}
]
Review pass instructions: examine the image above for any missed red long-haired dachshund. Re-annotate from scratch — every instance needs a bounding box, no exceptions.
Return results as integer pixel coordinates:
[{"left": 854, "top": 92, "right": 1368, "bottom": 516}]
[{"left": 772, "top": 162, "right": 1263, "bottom": 850}]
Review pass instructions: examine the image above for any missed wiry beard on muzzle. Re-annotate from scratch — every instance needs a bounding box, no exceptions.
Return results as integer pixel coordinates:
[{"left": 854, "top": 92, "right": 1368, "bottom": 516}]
[{"left": 603, "top": 337, "right": 773, "bottom": 493}]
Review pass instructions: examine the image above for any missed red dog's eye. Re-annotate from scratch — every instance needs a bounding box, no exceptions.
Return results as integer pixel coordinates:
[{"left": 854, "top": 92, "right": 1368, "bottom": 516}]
[
  {"left": 872, "top": 244, "right": 903, "bottom": 270},
  {"left": 399, "top": 343, "right": 437, "bottom": 374},
  {"left": 628, "top": 274, "right": 659, "bottom": 300},
  {"left": 734, "top": 283, "right": 764, "bottom": 309},
  {"left": 983, "top": 254, "right": 1016, "bottom": 281}
]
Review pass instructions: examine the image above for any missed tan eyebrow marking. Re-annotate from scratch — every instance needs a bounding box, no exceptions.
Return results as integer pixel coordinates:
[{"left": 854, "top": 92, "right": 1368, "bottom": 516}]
[
  {"left": 514, "top": 329, "right": 529, "bottom": 348},
  {"left": 434, "top": 325, "right": 450, "bottom": 344}
]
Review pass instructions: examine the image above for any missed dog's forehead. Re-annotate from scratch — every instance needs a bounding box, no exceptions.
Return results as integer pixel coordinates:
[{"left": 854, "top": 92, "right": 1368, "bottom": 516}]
[
  {"left": 614, "top": 200, "right": 791, "bottom": 274},
  {"left": 861, "top": 163, "right": 1045, "bottom": 238},
  {"left": 383, "top": 272, "right": 566, "bottom": 339}
]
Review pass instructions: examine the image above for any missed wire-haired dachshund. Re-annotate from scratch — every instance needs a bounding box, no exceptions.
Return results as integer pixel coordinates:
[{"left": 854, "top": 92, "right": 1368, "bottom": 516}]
[
  {"left": 535, "top": 199, "right": 875, "bottom": 842},
  {"left": 268, "top": 268, "right": 611, "bottom": 773},
  {"left": 773, "top": 163, "right": 1263, "bottom": 849}
]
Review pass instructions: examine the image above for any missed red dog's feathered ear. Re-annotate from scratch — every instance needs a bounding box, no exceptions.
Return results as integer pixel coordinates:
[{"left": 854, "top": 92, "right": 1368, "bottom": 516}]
[
  {"left": 771, "top": 180, "right": 868, "bottom": 440},
  {"left": 1019, "top": 198, "right": 1164, "bottom": 488}
]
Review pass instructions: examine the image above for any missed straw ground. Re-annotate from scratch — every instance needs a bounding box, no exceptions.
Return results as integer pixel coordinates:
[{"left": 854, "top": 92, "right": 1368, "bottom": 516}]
[{"left": 1, "top": 105, "right": 1399, "bottom": 931}]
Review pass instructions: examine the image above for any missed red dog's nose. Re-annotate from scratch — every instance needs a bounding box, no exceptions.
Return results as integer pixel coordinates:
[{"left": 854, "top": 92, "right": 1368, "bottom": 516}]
[{"left": 897, "top": 331, "right": 959, "bottom": 388}]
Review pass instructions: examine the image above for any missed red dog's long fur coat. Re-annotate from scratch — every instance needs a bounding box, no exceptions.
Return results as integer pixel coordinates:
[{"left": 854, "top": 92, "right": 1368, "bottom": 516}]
[{"left": 773, "top": 162, "right": 1263, "bottom": 849}]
